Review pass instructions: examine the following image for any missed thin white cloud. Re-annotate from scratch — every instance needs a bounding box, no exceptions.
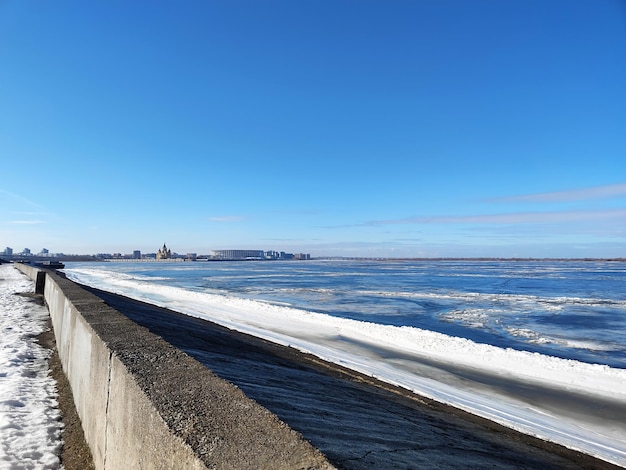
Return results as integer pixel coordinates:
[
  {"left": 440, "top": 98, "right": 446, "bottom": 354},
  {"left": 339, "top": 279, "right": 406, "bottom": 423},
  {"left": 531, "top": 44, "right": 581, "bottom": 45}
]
[
  {"left": 209, "top": 215, "right": 245, "bottom": 222},
  {"left": 360, "top": 209, "right": 626, "bottom": 227},
  {"left": 9, "top": 220, "right": 46, "bottom": 225},
  {"left": 489, "top": 183, "right": 626, "bottom": 203},
  {"left": 0, "top": 189, "right": 46, "bottom": 209}
]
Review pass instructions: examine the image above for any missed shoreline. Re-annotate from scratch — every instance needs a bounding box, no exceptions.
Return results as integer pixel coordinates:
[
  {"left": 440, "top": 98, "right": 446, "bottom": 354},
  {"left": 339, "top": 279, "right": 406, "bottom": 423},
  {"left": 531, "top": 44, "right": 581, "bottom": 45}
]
[{"left": 61, "top": 261, "right": 626, "bottom": 464}]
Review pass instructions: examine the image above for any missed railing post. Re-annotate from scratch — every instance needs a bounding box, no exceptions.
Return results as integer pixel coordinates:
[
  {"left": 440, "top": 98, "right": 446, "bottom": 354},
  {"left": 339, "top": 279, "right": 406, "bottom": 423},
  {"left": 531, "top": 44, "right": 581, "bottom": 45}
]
[{"left": 35, "top": 270, "right": 46, "bottom": 294}]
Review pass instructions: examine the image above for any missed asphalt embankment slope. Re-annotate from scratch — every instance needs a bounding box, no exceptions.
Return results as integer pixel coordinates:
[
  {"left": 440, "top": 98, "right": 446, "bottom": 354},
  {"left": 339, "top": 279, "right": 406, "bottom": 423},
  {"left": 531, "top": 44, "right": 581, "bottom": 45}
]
[{"left": 84, "top": 284, "right": 621, "bottom": 470}]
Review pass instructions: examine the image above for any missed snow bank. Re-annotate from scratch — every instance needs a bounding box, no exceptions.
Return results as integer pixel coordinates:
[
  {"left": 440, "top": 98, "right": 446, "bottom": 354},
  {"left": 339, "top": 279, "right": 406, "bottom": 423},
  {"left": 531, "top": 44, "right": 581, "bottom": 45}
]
[{"left": 0, "top": 264, "right": 61, "bottom": 469}]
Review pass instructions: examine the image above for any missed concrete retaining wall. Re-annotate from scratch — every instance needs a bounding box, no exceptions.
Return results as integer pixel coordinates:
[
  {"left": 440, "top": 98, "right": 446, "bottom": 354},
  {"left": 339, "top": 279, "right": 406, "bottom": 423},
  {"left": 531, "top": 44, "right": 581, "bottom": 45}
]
[{"left": 16, "top": 264, "right": 333, "bottom": 470}]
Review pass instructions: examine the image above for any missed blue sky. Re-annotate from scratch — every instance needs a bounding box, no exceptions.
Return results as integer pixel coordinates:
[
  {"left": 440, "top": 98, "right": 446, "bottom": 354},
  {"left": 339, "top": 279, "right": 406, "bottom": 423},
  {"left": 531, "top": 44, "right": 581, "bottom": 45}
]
[{"left": 1, "top": 1, "right": 625, "bottom": 258}]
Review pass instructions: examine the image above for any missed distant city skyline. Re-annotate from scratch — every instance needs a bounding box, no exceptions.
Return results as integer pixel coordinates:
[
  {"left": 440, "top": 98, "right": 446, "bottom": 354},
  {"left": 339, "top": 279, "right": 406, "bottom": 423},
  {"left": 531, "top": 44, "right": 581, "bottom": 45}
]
[
  {"left": 1, "top": 2, "right": 625, "bottom": 258},
  {"left": 2, "top": 244, "right": 313, "bottom": 261},
  {"left": 3, "top": 244, "right": 624, "bottom": 262}
]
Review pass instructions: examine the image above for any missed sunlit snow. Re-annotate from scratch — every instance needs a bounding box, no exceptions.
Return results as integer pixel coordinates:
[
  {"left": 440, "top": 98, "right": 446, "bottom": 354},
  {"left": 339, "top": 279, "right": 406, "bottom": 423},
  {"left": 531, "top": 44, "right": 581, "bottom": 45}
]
[{"left": 0, "top": 264, "right": 61, "bottom": 469}]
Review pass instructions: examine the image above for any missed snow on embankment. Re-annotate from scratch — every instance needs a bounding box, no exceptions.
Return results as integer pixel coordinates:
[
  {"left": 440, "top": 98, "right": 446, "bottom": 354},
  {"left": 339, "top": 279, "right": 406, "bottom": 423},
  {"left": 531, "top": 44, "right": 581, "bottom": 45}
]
[{"left": 64, "top": 266, "right": 626, "bottom": 467}]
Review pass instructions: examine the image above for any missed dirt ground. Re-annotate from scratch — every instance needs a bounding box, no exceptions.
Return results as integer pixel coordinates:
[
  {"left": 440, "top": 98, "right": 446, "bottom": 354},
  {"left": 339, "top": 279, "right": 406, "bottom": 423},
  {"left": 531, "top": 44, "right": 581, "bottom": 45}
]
[{"left": 37, "top": 318, "right": 95, "bottom": 470}]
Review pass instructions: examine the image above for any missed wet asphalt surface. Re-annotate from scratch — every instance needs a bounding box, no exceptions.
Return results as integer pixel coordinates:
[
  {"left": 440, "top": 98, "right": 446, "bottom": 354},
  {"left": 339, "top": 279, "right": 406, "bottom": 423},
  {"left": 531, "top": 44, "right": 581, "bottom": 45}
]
[{"left": 86, "top": 286, "right": 619, "bottom": 469}]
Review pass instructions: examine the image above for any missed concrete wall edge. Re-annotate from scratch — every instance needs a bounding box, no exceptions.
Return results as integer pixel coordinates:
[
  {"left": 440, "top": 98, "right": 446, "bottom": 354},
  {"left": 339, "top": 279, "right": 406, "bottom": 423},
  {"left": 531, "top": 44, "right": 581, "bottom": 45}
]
[{"left": 14, "top": 263, "right": 333, "bottom": 470}]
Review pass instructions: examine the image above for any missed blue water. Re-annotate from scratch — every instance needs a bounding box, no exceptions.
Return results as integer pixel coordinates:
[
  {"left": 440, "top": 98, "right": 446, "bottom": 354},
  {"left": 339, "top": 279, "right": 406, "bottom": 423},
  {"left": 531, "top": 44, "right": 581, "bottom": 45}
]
[{"left": 65, "top": 259, "right": 626, "bottom": 368}]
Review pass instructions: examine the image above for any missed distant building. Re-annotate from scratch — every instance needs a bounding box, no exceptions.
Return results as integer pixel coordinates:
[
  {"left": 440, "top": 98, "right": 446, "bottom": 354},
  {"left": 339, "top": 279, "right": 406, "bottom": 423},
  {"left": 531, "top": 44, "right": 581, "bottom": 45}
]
[
  {"left": 22, "top": 248, "right": 31, "bottom": 256},
  {"left": 210, "top": 249, "right": 264, "bottom": 260},
  {"left": 4, "top": 247, "right": 13, "bottom": 256},
  {"left": 133, "top": 250, "right": 141, "bottom": 259},
  {"left": 208, "top": 249, "right": 311, "bottom": 260},
  {"left": 156, "top": 243, "right": 172, "bottom": 260}
]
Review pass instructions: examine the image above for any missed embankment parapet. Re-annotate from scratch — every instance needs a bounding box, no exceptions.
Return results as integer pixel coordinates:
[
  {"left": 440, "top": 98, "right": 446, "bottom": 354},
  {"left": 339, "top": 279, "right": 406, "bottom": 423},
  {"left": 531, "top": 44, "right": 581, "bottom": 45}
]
[{"left": 15, "top": 263, "right": 333, "bottom": 470}]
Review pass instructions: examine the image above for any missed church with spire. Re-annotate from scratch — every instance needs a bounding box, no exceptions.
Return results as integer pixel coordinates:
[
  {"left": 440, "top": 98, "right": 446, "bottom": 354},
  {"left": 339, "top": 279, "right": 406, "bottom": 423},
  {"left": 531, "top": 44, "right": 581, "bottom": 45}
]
[{"left": 156, "top": 243, "right": 172, "bottom": 260}]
